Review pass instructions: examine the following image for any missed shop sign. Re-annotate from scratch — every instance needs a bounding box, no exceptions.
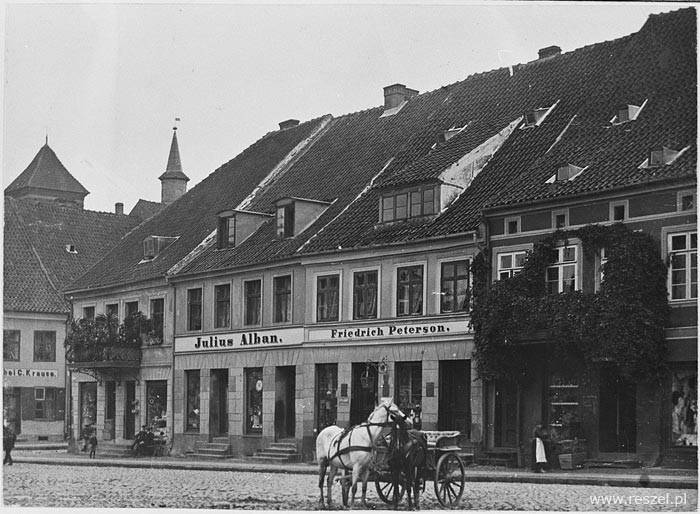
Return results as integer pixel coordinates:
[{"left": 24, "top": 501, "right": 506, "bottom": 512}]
[
  {"left": 175, "top": 327, "right": 304, "bottom": 353},
  {"left": 308, "top": 319, "right": 469, "bottom": 342},
  {"left": 3, "top": 368, "right": 58, "bottom": 378}
]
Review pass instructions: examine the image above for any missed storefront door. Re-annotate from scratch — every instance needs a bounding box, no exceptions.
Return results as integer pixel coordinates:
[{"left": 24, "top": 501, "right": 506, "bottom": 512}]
[
  {"left": 351, "top": 363, "right": 378, "bottom": 425},
  {"left": 438, "top": 360, "right": 470, "bottom": 434},
  {"left": 316, "top": 364, "right": 338, "bottom": 432},
  {"left": 275, "top": 366, "right": 296, "bottom": 439},
  {"left": 104, "top": 381, "right": 116, "bottom": 440},
  {"left": 124, "top": 381, "right": 136, "bottom": 440},
  {"left": 493, "top": 381, "right": 517, "bottom": 448},
  {"left": 210, "top": 370, "right": 228, "bottom": 436},
  {"left": 599, "top": 366, "right": 636, "bottom": 453}
]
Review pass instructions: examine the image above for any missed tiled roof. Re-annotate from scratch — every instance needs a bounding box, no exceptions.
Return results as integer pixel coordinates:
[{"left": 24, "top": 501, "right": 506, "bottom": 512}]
[
  {"left": 68, "top": 117, "right": 330, "bottom": 291},
  {"left": 5, "top": 144, "right": 89, "bottom": 196},
  {"left": 3, "top": 197, "right": 140, "bottom": 313},
  {"left": 129, "top": 199, "right": 164, "bottom": 221},
  {"left": 173, "top": 8, "right": 696, "bottom": 274}
]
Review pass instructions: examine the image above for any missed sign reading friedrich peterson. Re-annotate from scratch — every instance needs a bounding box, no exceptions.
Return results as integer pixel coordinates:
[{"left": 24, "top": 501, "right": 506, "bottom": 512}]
[
  {"left": 308, "top": 319, "right": 469, "bottom": 342},
  {"left": 175, "top": 327, "right": 304, "bottom": 353}
]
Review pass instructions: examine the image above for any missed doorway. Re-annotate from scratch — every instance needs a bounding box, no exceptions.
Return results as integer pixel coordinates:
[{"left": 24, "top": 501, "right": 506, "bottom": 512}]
[
  {"left": 599, "top": 366, "right": 637, "bottom": 453},
  {"left": 274, "top": 366, "right": 296, "bottom": 439},
  {"left": 105, "top": 381, "right": 116, "bottom": 440},
  {"left": 209, "top": 370, "right": 229, "bottom": 436},
  {"left": 438, "top": 360, "right": 470, "bottom": 434},
  {"left": 3, "top": 387, "right": 21, "bottom": 435},
  {"left": 493, "top": 381, "right": 517, "bottom": 448},
  {"left": 316, "top": 364, "right": 338, "bottom": 432},
  {"left": 124, "top": 381, "right": 136, "bottom": 440},
  {"left": 351, "top": 362, "right": 379, "bottom": 425}
]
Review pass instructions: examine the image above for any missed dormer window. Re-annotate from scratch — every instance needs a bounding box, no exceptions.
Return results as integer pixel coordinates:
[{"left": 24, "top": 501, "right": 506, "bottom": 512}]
[
  {"left": 380, "top": 185, "right": 439, "bottom": 223},
  {"left": 640, "top": 145, "right": 688, "bottom": 169},
  {"left": 522, "top": 101, "right": 558, "bottom": 129},
  {"left": 611, "top": 101, "right": 645, "bottom": 124},
  {"left": 216, "top": 209, "right": 272, "bottom": 249},
  {"left": 217, "top": 216, "right": 236, "bottom": 249},
  {"left": 546, "top": 164, "right": 585, "bottom": 183},
  {"left": 276, "top": 203, "right": 295, "bottom": 238},
  {"left": 142, "top": 235, "right": 178, "bottom": 261},
  {"left": 65, "top": 244, "right": 78, "bottom": 254}
]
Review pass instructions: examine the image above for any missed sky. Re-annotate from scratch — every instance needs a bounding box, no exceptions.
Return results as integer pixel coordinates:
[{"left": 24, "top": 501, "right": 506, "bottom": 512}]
[{"left": 2, "top": 1, "right": 689, "bottom": 214}]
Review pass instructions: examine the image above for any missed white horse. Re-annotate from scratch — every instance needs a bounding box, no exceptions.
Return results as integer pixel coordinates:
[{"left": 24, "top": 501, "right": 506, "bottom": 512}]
[{"left": 316, "top": 397, "right": 409, "bottom": 509}]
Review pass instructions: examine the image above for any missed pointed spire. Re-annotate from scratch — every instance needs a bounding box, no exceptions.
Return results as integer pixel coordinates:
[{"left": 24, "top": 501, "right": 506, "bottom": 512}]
[{"left": 159, "top": 119, "right": 189, "bottom": 204}]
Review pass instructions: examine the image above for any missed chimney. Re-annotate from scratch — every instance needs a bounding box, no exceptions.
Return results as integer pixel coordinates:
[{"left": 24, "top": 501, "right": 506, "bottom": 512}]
[
  {"left": 115, "top": 202, "right": 124, "bottom": 215},
  {"left": 279, "top": 119, "right": 300, "bottom": 130},
  {"left": 383, "top": 84, "right": 419, "bottom": 110},
  {"left": 538, "top": 46, "right": 561, "bottom": 60}
]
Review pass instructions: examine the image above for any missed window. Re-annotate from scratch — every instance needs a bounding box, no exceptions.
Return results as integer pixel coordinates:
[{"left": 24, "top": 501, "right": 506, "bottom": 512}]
[
  {"left": 552, "top": 209, "right": 569, "bottom": 229},
  {"left": 441, "top": 261, "right": 469, "bottom": 313},
  {"left": 125, "top": 301, "right": 139, "bottom": 318},
  {"left": 83, "top": 306, "right": 95, "bottom": 320},
  {"left": 214, "top": 284, "right": 231, "bottom": 328},
  {"left": 505, "top": 217, "right": 520, "bottom": 235},
  {"left": 147, "top": 380, "right": 167, "bottom": 429},
  {"left": 548, "top": 373, "right": 581, "bottom": 440},
  {"left": 35, "top": 387, "right": 57, "bottom": 419},
  {"left": 668, "top": 232, "right": 697, "bottom": 301},
  {"left": 612, "top": 103, "right": 643, "bottom": 124},
  {"left": 143, "top": 237, "right": 155, "bottom": 259},
  {"left": 150, "top": 298, "right": 164, "bottom": 340},
  {"left": 353, "top": 270, "right": 378, "bottom": 320},
  {"left": 185, "top": 370, "right": 200, "bottom": 432},
  {"left": 498, "top": 251, "right": 527, "bottom": 280},
  {"left": 546, "top": 164, "right": 584, "bottom": 183},
  {"left": 187, "top": 288, "right": 202, "bottom": 331},
  {"left": 397, "top": 265, "right": 424, "bottom": 316},
  {"left": 595, "top": 248, "right": 608, "bottom": 293},
  {"left": 273, "top": 275, "right": 292, "bottom": 323},
  {"left": 245, "top": 368, "right": 263, "bottom": 434},
  {"left": 645, "top": 146, "right": 686, "bottom": 168},
  {"left": 244, "top": 280, "right": 262, "bottom": 326},
  {"left": 106, "top": 303, "right": 119, "bottom": 318},
  {"left": 316, "top": 364, "right": 338, "bottom": 431},
  {"left": 546, "top": 246, "right": 578, "bottom": 294},
  {"left": 396, "top": 362, "right": 423, "bottom": 429},
  {"left": 276, "top": 204, "right": 295, "bottom": 238},
  {"left": 523, "top": 107, "right": 550, "bottom": 127},
  {"left": 611, "top": 201, "right": 627, "bottom": 221},
  {"left": 317, "top": 274, "right": 339, "bottom": 322},
  {"left": 381, "top": 186, "right": 439, "bottom": 223},
  {"left": 3, "top": 330, "right": 20, "bottom": 361},
  {"left": 33, "top": 331, "right": 56, "bottom": 362},
  {"left": 217, "top": 216, "right": 236, "bottom": 248},
  {"left": 678, "top": 191, "right": 696, "bottom": 212}
]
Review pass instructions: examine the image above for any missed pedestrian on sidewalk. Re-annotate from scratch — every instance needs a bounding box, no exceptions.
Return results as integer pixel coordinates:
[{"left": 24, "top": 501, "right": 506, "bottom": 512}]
[
  {"left": 3, "top": 425, "right": 17, "bottom": 465},
  {"left": 531, "top": 424, "right": 549, "bottom": 473},
  {"left": 89, "top": 433, "right": 98, "bottom": 458}
]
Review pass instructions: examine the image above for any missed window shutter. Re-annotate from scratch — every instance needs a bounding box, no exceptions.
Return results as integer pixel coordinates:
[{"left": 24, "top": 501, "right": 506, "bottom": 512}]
[
  {"left": 55, "top": 388, "right": 66, "bottom": 421},
  {"left": 21, "top": 387, "right": 35, "bottom": 420}
]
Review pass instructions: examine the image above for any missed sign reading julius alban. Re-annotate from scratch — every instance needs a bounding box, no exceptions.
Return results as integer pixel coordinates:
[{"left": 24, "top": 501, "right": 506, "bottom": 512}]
[{"left": 175, "top": 327, "right": 304, "bottom": 353}]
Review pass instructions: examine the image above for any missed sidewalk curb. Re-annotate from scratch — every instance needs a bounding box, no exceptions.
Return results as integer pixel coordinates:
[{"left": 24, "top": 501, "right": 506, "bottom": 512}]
[{"left": 11, "top": 456, "right": 698, "bottom": 489}]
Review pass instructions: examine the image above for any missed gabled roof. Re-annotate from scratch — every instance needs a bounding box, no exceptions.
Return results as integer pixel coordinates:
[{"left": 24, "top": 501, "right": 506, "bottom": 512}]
[
  {"left": 4, "top": 197, "right": 140, "bottom": 313},
  {"left": 5, "top": 143, "right": 89, "bottom": 197},
  {"left": 129, "top": 199, "right": 164, "bottom": 221},
  {"left": 67, "top": 116, "right": 331, "bottom": 292},
  {"left": 173, "top": 7, "right": 695, "bottom": 271}
]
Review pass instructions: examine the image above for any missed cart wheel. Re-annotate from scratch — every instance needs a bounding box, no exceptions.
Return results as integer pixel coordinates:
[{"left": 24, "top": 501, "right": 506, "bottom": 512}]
[
  {"left": 434, "top": 453, "right": 465, "bottom": 508},
  {"left": 375, "top": 477, "right": 405, "bottom": 505}
]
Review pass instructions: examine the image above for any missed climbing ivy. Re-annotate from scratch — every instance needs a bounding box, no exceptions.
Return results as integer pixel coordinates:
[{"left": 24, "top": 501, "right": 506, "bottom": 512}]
[{"left": 471, "top": 224, "right": 670, "bottom": 382}]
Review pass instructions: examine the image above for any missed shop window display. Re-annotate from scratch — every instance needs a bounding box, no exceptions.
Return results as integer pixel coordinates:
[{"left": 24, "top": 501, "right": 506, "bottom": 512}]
[
  {"left": 316, "top": 364, "right": 338, "bottom": 431},
  {"left": 80, "top": 382, "right": 97, "bottom": 428},
  {"left": 396, "top": 362, "right": 422, "bottom": 428},
  {"left": 548, "top": 373, "right": 581, "bottom": 440},
  {"left": 147, "top": 380, "right": 167, "bottom": 430},
  {"left": 246, "top": 368, "right": 263, "bottom": 434},
  {"left": 671, "top": 371, "right": 697, "bottom": 447}
]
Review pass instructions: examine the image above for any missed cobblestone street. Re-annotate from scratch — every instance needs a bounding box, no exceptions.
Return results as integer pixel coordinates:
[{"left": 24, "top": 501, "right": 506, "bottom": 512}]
[{"left": 3, "top": 464, "right": 697, "bottom": 511}]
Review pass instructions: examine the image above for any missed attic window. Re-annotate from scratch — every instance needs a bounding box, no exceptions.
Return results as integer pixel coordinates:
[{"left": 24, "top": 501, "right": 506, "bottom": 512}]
[
  {"left": 640, "top": 145, "right": 688, "bottom": 168},
  {"left": 522, "top": 102, "right": 558, "bottom": 128},
  {"left": 381, "top": 185, "right": 439, "bottom": 223},
  {"left": 65, "top": 244, "right": 78, "bottom": 254},
  {"left": 611, "top": 101, "right": 646, "bottom": 124},
  {"left": 142, "top": 235, "right": 178, "bottom": 261},
  {"left": 217, "top": 216, "right": 236, "bottom": 249},
  {"left": 546, "top": 164, "right": 585, "bottom": 183},
  {"left": 438, "top": 124, "right": 469, "bottom": 144},
  {"left": 276, "top": 204, "right": 295, "bottom": 238}
]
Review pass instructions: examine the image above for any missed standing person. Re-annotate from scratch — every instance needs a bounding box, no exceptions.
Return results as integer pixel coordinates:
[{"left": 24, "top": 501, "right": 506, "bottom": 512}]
[
  {"left": 531, "top": 424, "right": 549, "bottom": 473},
  {"left": 3, "top": 425, "right": 17, "bottom": 466},
  {"left": 89, "top": 432, "right": 98, "bottom": 459}
]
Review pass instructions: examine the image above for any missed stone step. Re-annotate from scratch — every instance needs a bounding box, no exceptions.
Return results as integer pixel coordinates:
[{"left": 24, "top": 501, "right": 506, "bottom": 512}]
[
  {"left": 194, "top": 442, "right": 230, "bottom": 451},
  {"left": 260, "top": 447, "right": 298, "bottom": 455},
  {"left": 248, "top": 454, "right": 302, "bottom": 463},
  {"left": 584, "top": 459, "right": 643, "bottom": 469},
  {"left": 212, "top": 437, "right": 230, "bottom": 443},
  {"left": 191, "top": 453, "right": 233, "bottom": 460},
  {"left": 195, "top": 447, "right": 231, "bottom": 456},
  {"left": 268, "top": 443, "right": 297, "bottom": 450}
]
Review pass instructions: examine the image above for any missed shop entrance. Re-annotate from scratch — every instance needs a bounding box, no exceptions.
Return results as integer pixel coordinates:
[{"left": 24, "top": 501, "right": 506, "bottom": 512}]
[
  {"left": 599, "top": 366, "right": 636, "bottom": 453},
  {"left": 438, "top": 360, "right": 471, "bottom": 434},
  {"left": 316, "top": 364, "right": 338, "bottom": 432},
  {"left": 275, "top": 366, "right": 296, "bottom": 439},
  {"left": 104, "top": 381, "right": 116, "bottom": 440},
  {"left": 124, "top": 381, "right": 136, "bottom": 440},
  {"left": 3, "top": 387, "right": 21, "bottom": 435},
  {"left": 351, "top": 362, "right": 379, "bottom": 425},
  {"left": 488, "top": 380, "right": 517, "bottom": 448},
  {"left": 209, "top": 370, "right": 229, "bottom": 436}
]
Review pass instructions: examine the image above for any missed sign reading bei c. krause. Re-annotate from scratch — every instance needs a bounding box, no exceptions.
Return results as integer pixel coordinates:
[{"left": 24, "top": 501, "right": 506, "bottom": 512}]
[
  {"left": 3, "top": 368, "right": 59, "bottom": 378},
  {"left": 174, "top": 326, "right": 304, "bottom": 353}
]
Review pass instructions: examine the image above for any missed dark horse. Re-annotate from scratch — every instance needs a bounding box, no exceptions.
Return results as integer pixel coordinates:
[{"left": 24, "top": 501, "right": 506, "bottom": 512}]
[{"left": 388, "top": 425, "right": 428, "bottom": 510}]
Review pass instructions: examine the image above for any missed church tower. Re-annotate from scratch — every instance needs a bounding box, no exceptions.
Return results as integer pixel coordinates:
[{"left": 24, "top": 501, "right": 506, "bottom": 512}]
[{"left": 158, "top": 123, "right": 190, "bottom": 204}]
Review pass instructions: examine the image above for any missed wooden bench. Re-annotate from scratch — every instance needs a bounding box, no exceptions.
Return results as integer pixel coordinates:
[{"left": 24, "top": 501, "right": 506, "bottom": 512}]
[{"left": 420, "top": 430, "right": 462, "bottom": 451}]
